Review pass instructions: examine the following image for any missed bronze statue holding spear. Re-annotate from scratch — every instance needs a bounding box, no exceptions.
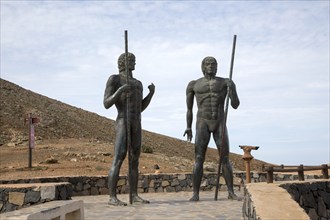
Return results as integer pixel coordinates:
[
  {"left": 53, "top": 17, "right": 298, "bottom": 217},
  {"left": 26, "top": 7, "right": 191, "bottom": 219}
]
[
  {"left": 184, "top": 35, "right": 240, "bottom": 201},
  {"left": 103, "top": 31, "right": 155, "bottom": 206}
]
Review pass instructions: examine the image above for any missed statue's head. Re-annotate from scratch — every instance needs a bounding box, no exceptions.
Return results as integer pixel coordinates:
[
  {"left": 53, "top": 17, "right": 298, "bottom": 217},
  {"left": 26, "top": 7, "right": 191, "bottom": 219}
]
[
  {"left": 201, "top": 56, "right": 217, "bottom": 76},
  {"left": 118, "top": 52, "right": 136, "bottom": 72}
]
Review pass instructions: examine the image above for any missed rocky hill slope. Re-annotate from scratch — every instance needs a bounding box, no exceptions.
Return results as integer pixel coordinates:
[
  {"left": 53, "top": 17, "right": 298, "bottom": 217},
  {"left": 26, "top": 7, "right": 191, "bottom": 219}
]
[{"left": 0, "top": 78, "right": 269, "bottom": 179}]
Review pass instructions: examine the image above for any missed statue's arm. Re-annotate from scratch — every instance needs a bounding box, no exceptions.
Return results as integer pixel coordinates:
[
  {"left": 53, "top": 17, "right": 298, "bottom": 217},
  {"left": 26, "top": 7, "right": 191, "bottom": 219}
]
[
  {"left": 103, "top": 75, "right": 125, "bottom": 109},
  {"left": 183, "top": 81, "right": 195, "bottom": 141},
  {"left": 227, "top": 79, "right": 240, "bottom": 109},
  {"left": 141, "top": 83, "right": 155, "bottom": 112}
]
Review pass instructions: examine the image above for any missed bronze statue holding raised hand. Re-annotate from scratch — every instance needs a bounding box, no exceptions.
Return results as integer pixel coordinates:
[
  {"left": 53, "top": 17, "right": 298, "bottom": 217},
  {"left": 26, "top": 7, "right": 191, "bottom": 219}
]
[
  {"left": 104, "top": 52, "right": 155, "bottom": 206},
  {"left": 184, "top": 56, "right": 240, "bottom": 201}
]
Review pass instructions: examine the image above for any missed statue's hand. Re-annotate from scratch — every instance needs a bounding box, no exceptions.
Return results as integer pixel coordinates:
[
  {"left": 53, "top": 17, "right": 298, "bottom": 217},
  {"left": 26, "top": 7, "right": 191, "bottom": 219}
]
[
  {"left": 148, "top": 83, "right": 155, "bottom": 94},
  {"left": 183, "top": 128, "right": 193, "bottom": 142}
]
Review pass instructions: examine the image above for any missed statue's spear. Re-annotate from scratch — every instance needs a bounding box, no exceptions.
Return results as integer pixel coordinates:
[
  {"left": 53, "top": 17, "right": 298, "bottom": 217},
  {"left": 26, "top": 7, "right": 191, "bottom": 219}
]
[
  {"left": 124, "top": 30, "right": 133, "bottom": 204},
  {"left": 214, "top": 35, "right": 237, "bottom": 200}
]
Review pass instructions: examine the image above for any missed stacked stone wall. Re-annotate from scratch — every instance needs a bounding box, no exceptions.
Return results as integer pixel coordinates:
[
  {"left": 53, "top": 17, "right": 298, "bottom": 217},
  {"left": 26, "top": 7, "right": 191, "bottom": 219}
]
[
  {"left": 0, "top": 172, "right": 324, "bottom": 197},
  {"left": 280, "top": 181, "right": 330, "bottom": 220},
  {"left": 242, "top": 188, "right": 258, "bottom": 220},
  {"left": 0, "top": 172, "right": 327, "bottom": 215},
  {"left": 243, "top": 180, "right": 329, "bottom": 220},
  {"left": 0, "top": 182, "right": 72, "bottom": 213},
  {"left": 0, "top": 173, "right": 239, "bottom": 197}
]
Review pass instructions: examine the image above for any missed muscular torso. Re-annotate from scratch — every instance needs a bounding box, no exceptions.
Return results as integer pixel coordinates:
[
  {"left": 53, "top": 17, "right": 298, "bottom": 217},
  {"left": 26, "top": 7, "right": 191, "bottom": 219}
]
[
  {"left": 113, "top": 75, "right": 143, "bottom": 120},
  {"left": 193, "top": 77, "right": 227, "bottom": 120}
]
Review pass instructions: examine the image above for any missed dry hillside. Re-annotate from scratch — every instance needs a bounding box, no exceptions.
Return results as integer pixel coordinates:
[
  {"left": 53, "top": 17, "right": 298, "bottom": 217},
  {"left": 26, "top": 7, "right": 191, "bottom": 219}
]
[{"left": 0, "top": 79, "right": 269, "bottom": 180}]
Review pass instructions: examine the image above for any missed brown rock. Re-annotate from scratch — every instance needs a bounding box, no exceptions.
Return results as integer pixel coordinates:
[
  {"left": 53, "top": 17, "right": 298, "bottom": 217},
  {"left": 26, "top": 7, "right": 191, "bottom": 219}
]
[{"left": 8, "top": 192, "right": 25, "bottom": 206}]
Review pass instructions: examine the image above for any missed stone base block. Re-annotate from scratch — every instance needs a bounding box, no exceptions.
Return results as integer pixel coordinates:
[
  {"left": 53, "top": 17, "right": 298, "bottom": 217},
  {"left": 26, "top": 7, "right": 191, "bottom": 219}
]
[
  {"left": 0, "top": 200, "right": 84, "bottom": 220},
  {"left": 0, "top": 182, "right": 73, "bottom": 213}
]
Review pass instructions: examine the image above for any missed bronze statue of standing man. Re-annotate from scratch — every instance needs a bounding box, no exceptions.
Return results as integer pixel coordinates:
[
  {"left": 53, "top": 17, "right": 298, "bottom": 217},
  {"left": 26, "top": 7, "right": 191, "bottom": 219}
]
[
  {"left": 104, "top": 52, "right": 155, "bottom": 206},
  {"left": 184, "top": 56, "right": 240, "bottom": 201}
]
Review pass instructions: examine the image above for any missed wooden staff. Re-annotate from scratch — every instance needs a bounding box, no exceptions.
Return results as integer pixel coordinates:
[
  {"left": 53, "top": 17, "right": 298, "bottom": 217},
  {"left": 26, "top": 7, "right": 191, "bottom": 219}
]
[
  {"left": 214, "top": 35, "right": 237, "bottom": 200},
  {"left": 124, "top": 30, "right": 133, "bottom": 204}
]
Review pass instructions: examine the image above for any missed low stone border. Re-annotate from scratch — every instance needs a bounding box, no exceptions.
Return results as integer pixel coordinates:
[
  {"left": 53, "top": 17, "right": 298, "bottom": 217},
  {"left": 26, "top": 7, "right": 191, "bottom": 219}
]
[
  {"left": 0, "top": 199, "right": 84, "bottom": 220},
  {"left": 0, "top": 182, "right": 72, "bottom": 213},
  {"left": 0, "top": 172, "right": 326, "bottom": 216},
  {"left": 243, "top": 180, "right": 330, "bottom": 220},
  {"left": 0, "top": 172, "right": 324, "bottom": 197},
  {"left": 0, "top": 173, "right": 244, "bottom": 197}
]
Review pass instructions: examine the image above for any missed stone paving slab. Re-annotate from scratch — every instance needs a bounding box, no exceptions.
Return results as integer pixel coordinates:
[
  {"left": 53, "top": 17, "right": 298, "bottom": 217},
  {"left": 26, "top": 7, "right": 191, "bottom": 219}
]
[{"left": 72, "top": 190, "right": 244, "bottom": 220}]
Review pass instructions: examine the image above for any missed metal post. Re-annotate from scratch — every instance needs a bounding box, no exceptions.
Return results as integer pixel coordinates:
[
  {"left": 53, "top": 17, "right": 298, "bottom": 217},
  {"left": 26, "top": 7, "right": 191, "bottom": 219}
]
[
  {"left": 124, "top": 30, "right": 133, "bottom": 204},
  {"left": 214, "top": 35, "right": 237, "bottom": 201},
  {"left": 239, "top": 145, "right": 259, "bottom": 184},
  {"left": 245, "top": 160, "right": 251, "bottom": 183}
]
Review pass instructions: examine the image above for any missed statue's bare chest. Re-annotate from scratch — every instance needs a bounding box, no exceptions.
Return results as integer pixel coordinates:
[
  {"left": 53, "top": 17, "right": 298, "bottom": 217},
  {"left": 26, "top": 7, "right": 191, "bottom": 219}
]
[
  {"left": 194, "top": 78, "right": 225, "bottom": 95},
  {"left": 119, "top": 77, "right": 142, "bottom": 93}
]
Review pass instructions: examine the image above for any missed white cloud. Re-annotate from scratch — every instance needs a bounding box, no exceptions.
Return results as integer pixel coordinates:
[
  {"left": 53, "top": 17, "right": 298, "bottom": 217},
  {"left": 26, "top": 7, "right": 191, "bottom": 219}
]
[{"left": 1, "top": 1, "right": 329, "bottom": 165}]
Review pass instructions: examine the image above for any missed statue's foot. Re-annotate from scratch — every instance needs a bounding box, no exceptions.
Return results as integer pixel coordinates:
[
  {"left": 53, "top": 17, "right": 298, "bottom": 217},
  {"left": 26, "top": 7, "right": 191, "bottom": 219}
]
[
  {"left": 228, "top": 192, "right": 242, "bottom": 201},
  {"left": 189, "top": 193, "right": 199, "bottom": 202},
  {"left": 108, "top": 197, "right": 127, "bottom": 206},
  {"left": 132, "top": 195, "right": 150, "bottom": 204}
]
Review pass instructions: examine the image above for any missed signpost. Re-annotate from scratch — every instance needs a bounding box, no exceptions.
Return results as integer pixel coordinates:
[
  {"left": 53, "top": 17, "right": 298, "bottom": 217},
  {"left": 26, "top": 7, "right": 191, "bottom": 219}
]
[{"left": 26, "top": 113, "right": 39, "bottom": 168}]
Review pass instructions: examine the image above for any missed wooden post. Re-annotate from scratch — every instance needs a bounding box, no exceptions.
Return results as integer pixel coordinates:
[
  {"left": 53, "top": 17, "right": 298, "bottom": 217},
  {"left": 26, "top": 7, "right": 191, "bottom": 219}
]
[
  {"left": 298, "top": 164, "right": 304, "bottom": 181},
  {"left": 321, "top": 164, "right": 329, "bottom": 179},
  {"left": 266, "top": 166, "right": 273, "bottom": 183}
]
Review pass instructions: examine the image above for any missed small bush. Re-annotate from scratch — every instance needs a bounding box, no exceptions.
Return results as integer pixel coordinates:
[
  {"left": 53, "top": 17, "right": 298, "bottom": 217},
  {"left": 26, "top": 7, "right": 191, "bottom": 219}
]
[
  {"left": 142, "top": 145, "right": 153, "bottom": 154},
  {"left": 95, "top": 165, "right": 105, "bottom": 171}
]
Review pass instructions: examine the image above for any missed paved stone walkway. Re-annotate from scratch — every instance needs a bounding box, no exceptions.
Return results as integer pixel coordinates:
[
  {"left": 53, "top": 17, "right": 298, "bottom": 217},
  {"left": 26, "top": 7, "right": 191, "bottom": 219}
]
[{"left": 73, "top": 190, "right": 244, "bottom": 220}]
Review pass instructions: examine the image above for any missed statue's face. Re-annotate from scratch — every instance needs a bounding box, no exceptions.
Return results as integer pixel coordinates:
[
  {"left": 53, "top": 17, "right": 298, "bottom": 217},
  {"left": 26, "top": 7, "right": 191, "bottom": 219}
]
[
  {"left": 127, "top": 56, "right": 136, "bottom": 71},
  {"left": 202, "top": 57, "right": 217, "bottom": 76},
  {"left": 118, "top": 53, "right": 136, "bottom": 72}
]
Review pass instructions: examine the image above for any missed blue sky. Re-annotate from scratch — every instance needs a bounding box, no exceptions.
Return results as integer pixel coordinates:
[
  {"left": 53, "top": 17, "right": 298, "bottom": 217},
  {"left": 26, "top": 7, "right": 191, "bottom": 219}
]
[{"left": 1, "top": 1, "right": 329, "bottom": 165}]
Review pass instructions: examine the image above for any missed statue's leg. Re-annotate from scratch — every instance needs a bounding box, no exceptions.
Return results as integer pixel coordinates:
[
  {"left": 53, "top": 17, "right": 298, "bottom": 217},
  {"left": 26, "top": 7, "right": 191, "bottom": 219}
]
[
  {"left": 214, "top": 126, "right": 241, "bottom": 200},
  {"left": 221, "top": 156, "right": 241, "bottom": 200},
  {"left": 130, "top": 120, "right": 149, "bottom": 204},
  {"left": 190, "top": 119, "right": 210, "bottom": 202},
  {"left": 108, "top": 119, "right": 128, "bottom": 206}
]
